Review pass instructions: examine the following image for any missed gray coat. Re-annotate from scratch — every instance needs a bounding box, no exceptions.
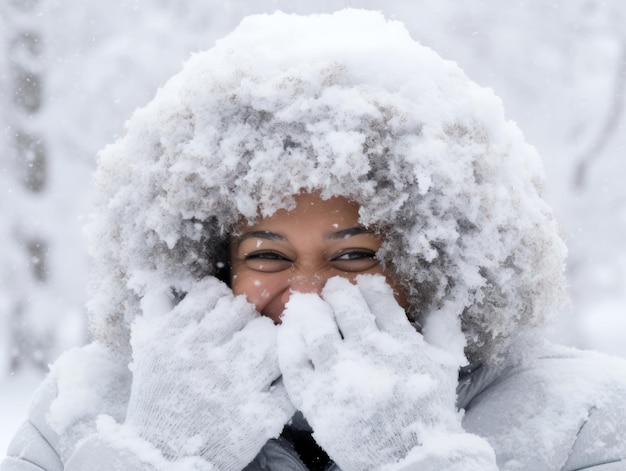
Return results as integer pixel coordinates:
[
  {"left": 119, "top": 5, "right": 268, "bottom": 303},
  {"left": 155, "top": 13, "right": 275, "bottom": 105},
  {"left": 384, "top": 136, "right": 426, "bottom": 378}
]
[{"left": 3, "top": 343, "right": 626, "bottom": 470}]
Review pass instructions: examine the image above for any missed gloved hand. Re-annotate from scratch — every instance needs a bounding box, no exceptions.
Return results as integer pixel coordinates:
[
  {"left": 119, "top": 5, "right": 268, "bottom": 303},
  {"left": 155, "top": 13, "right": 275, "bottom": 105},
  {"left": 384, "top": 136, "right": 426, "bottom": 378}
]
[
  {"left": 277, "top": 275, "right": 497, "bottom": 471},
  {"left": 119, "top": 277, "right": 295, "bottom": 471},
  {"left": 33, "top": 342, "right": 132, "bottom": 464}
]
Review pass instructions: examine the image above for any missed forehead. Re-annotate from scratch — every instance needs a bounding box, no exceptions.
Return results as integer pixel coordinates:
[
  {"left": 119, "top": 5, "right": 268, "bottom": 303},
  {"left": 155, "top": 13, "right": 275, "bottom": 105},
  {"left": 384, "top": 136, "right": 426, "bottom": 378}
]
[{"left": 240, "top": 193, "right": 361, "bottom": 231}]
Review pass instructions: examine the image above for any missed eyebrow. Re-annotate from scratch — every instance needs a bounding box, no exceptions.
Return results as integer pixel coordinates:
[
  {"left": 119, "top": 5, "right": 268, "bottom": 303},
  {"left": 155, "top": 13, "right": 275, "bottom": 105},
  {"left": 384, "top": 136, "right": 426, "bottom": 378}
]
[
  {"left": 325, "top": 226, "right": 375, "bottom": 240},
  {"left": 237, "top": 230, "right": 286, "bottom": 242},
  {"left": 236, "top": 226, "right": 375, "bottom": 243}
]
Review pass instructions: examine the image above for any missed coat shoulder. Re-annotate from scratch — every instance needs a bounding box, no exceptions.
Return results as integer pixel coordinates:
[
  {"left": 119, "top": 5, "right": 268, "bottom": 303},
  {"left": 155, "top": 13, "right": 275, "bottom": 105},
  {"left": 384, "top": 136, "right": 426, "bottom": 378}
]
[
  {"left": 462, "top": 344, "right": 626, "bottom": 470},
  {"left": 2, "top": 374, "right": 63, "bottom": 471}
]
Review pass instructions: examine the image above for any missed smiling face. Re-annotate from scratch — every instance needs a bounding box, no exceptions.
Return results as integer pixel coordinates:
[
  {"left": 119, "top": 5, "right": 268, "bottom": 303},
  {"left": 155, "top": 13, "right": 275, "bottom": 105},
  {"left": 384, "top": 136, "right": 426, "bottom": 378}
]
[{"left": 229, "top": 192, "right": 408, "bottom": 322}]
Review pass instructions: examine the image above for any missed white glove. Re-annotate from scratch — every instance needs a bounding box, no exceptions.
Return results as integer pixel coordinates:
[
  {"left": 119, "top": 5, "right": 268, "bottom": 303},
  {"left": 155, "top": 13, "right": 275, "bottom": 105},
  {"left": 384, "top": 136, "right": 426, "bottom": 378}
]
[
  {"left": 41, "top": 342, "right": 131, "bottom": 463},
  {"left": 120, "top": 277, "right": 295, "bottom": 471},
  {"left": 277, "top": 275, "right": 497, "bottom": 471}
]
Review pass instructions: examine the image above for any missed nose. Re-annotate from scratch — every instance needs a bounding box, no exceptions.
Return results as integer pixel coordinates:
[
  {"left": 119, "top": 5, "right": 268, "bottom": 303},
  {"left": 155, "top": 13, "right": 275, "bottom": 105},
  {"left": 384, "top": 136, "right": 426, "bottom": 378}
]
[
  {"left": 279, "top": 272, "right": 327, "bottom": 306},
  {"left": 290, "top": 272, "right": 327, "bottom": 293}
]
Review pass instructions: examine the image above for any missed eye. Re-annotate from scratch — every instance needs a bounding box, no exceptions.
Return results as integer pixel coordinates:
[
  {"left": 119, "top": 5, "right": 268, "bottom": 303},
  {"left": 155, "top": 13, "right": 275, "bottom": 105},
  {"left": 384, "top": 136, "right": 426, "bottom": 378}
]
[
  {"left": 331, "top": 250, "right": 379, "bottom": 272},
  {"left": 244, "top": 251, "right": 293, "bottom": 273}
]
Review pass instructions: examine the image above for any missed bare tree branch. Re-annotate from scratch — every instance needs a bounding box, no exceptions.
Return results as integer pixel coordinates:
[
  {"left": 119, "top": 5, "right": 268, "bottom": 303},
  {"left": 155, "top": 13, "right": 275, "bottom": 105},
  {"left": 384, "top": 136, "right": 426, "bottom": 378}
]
[{"left": 574, "top": 41, "right": 626, "bottom": 189}]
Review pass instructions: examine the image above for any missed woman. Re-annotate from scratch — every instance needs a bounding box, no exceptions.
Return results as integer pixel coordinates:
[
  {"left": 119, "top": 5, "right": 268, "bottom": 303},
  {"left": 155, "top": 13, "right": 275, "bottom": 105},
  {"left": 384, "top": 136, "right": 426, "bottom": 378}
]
[{"left": 3, "top": 9, "right": 626, "bottom": 471}]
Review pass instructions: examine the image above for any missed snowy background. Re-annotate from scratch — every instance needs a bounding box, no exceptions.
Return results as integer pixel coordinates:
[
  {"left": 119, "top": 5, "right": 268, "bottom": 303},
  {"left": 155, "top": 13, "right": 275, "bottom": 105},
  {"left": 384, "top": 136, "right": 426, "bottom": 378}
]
[{"left": 2, "top": 0, "right": 625, "bottom": 452}]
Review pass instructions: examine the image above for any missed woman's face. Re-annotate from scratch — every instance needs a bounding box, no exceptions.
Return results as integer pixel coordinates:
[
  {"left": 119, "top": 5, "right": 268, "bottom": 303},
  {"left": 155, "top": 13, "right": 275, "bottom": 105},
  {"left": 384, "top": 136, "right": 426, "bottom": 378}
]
[{"left": 230, "top": 192, "right": 408, "bottom": 322}]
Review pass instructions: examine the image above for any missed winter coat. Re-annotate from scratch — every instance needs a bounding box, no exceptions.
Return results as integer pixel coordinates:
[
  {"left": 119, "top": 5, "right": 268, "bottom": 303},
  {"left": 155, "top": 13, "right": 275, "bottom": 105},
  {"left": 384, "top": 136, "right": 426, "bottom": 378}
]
[
  {"left": 3, "top": 9, "right": 626, "bottom": 471},
  {"left": 3, "top": 343, "right": 626, "bottom": 470}
]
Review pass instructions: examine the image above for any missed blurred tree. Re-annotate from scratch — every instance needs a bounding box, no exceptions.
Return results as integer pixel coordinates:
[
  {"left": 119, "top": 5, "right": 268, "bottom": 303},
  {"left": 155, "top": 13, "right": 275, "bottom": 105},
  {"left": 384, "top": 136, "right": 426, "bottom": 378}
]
[
  {"left": 573, "top": 38, "right": 626, "bottom": 189},
  {"left": 1, "top": 0, "right": 51, "bottom": 373}
]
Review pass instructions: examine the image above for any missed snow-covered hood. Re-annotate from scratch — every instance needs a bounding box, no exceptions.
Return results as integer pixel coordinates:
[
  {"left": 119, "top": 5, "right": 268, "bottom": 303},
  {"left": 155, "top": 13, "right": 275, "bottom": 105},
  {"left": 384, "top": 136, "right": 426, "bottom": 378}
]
[{"left": 85, "top": 9, "right": 567, "bottom": 365}]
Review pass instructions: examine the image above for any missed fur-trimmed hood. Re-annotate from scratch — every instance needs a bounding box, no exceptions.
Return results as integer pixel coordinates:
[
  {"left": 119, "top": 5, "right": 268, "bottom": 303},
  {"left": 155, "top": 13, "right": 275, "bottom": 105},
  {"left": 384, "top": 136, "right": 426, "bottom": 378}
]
[{"left": 85, "top": 9, "right": 567, "bottom": 365}]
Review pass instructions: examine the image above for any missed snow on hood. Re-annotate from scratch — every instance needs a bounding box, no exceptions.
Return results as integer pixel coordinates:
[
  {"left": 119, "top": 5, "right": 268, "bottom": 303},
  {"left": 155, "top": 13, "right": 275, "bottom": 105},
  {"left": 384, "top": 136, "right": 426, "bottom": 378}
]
[{"left": 85, "top": 9, "right": 568, "bottom": 365}]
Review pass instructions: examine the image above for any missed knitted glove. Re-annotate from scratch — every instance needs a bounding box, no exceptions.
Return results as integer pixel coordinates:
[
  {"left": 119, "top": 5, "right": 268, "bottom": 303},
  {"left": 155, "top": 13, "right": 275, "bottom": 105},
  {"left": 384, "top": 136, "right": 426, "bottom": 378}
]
[
  {"left": 277, "top": 275, "right": 497, "bottom": 470},
  {"left": 120, "top": 277, "right": 295, "bottom": 471}
]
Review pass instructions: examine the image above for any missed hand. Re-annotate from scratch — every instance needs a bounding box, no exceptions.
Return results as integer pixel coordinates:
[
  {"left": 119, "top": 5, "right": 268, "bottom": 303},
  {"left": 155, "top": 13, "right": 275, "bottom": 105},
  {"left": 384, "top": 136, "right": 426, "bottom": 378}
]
[
  {"left": 45, "top": 342, "right": 132, "bottom": 463},
  {"left": 124, "top": 277, "right": 295, "bottom": 471},
  {"left": 277, "top": 275, "right": 495, "bottom": 470}
]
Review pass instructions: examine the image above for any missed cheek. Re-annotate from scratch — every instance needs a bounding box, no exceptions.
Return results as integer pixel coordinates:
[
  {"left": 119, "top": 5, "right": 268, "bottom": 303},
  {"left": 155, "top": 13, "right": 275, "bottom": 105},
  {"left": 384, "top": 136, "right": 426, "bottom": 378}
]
[{"left": 231, "top": 272, "right": 284, "bottom": 314}]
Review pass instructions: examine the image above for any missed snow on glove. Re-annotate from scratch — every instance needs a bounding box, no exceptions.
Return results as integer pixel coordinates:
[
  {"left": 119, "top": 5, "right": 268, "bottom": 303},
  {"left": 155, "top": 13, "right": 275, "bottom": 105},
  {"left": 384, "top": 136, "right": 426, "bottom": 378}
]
[
  {"left": 36, "top": 342, "right": 131, "bottom": 463},
  {"left": 120, "top": 277, "right": 295, "bottom": 471},
  {"left": 277, "top": 275, "right": 497, "bottom": 471}
]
